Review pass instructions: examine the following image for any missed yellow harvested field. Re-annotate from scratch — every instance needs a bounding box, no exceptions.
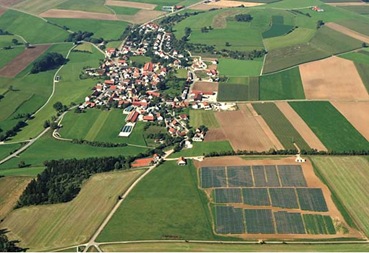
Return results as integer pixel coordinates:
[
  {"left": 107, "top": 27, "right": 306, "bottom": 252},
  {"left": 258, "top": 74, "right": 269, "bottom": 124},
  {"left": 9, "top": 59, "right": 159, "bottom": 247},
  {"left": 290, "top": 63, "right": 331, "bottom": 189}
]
[
  {"left": 275, "top": 101, "right": 327, "bottom": 151},
  {"left": 0, "top": 170, "right": 144, "bottom": 251},
  {"left": 105, "top": 0, "right": 156, "bottom": 10},
  {"left": 39, "top": 9, "right": 118, "bottom": 20},
  {"left": 0, "top": 176, "right": 32, "bottom": 220},
  {"left": 332, "top": 101, "right": 369, "bottom": 142},
  {"left": 193, "top": 0, "right": 264, "bottom": 10},
  {"left": 311, "top": 156, "right": 369, "bottom": 237},
  {"left": 299, "top": 56, "right": 369, "bottom": 100},
  {"left": 326, "top": 22, "right": 369, "bottom": 44}
]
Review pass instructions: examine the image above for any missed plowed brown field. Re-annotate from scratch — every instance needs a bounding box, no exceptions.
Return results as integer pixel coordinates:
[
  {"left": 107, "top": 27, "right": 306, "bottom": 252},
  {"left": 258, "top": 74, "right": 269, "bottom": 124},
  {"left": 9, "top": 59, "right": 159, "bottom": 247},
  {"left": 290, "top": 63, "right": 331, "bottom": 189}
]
[
  {"left": 299, "top": 56, "right": 368, "bottom": 100},
  {"left": 0, "top": 45, "right": 49, "bottom": 77},
  {"left": 193, "top": 81, "right": 219, "bottom": 93},
  {"left": 39, "top": 9, "right": 118, "bottom": 20}
]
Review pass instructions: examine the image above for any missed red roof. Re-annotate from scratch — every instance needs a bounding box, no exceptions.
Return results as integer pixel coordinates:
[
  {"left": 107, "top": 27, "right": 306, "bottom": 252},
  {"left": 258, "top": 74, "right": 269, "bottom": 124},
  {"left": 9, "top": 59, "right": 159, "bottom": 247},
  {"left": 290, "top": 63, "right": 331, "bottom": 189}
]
[
  {"left": 105, "top": 80, "right": 114, "bottom": 85},
  {"left": 107, "top": 48, "right": 116, "bottom": 53},
  {"left": 143, "top": 62, "right": 153, "bottom": 72},
  {"left": 110, "top": 85, "right": 117, "bottom": 91},
  {"left": 131, "top": 157, "right": 153, "bottom": 168},
  {"left": 143, "top": 115, "right": 154, "bottom": 121},
  {"left": 127, "top": 111, "right": 139, "bottom": 123}
]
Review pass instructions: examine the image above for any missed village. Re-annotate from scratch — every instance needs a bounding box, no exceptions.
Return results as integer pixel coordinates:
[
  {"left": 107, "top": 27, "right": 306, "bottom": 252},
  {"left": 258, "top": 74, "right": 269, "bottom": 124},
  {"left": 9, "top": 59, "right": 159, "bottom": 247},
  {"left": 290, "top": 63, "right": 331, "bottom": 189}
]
[{"left": 80, "top": 22, "right": 235, "bottom": 158}]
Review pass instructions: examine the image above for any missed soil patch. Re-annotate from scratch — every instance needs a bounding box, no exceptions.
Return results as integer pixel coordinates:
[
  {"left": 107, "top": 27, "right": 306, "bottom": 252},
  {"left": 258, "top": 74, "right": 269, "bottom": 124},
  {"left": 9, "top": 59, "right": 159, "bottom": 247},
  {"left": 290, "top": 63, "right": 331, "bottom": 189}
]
[
  {"left": 193, "top": 81, "right": 219, "bottom": 93},
  {"left": 215, "top": 103, "right": 283, "bottom": 152},
  {"left": 204, "top": 128, "right": 227, "bottom": 142},
  {"left": 39, "top": 9, "right": 118, "bottom": 20},
  {"left": 0, "top": 7, "right": 6, "bottom": 15},
  {"left": 105, "top": 0, "right": 156, "bottom": 10},
  {"left": 326, "top": 22, "right": 369, "bottom": 44},
  {"left": 194, "top": 156, "right": 362, "bottom": 239},
  {"left": 275, "top": 101, "right": 327, "bottom": 151},
  {"left": 332, "top": 101, "right": 369, "bottom": 142},
  {"left": 299, "top": 56, "right": 368, "bottom": 100},
  {"left": 0, "top": 45, "right": 49, "bottom": 77}
]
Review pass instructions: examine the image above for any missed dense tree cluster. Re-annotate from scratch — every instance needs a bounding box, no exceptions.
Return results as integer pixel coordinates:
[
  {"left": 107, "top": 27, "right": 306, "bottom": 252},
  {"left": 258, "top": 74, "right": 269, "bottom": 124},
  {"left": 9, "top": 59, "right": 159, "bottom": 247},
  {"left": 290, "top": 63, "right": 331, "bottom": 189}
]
[
  {"left": 66, "top": 31, "right": 94, "bottom": 43},
  {"left": 0, "top": 229, "right": 26, "bottom": 252},
  {"left": 71, "top": 139, "right": 128, "bottom": 147},
  {"left": 0, "top": 29, "right": 11, "bottom": 35},
  {"left": 31, "top": 52, "right": 67, "bottom": 74},
  {"left": 0, "top": 120, "right": 27, "bottom": 141},
  {"left": 16, "top": 156, "right": 132, "bottom": 207},
  {"left": 235, "top": 14, "right": 253, "bottom": 22}
]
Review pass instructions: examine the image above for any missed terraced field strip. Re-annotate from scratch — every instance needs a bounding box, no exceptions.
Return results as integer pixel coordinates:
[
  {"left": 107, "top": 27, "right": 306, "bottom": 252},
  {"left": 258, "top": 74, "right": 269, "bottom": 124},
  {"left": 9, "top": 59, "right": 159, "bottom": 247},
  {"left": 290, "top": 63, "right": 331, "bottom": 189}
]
[
  {"left": 311, "top": 156, "right": 369, "bottom": 237},
  {"left": 252, "top": 103, "right": 310, "bottom": 151},
  {"left": 275, "top": 101, "right": 327, "bottom": 152},
  {"left": 84, "top": 111, "right": 111, "bottom": 141},
  {"left": 326, "top": 22, "right": 369, "bottom": 44},
  {"left": 0, "top": 170, "right": 144, "bottom": 251},
  {"left": 289, "top": 101, "right": 369, "bottom": 152}
]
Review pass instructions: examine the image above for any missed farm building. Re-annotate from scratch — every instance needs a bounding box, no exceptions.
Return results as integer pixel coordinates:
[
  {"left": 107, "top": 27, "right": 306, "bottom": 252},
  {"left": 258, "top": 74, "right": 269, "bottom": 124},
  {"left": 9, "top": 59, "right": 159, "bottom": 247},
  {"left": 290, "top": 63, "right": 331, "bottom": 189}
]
[{"left": 177, "top": 157, "right": 187, "bottom": 166}]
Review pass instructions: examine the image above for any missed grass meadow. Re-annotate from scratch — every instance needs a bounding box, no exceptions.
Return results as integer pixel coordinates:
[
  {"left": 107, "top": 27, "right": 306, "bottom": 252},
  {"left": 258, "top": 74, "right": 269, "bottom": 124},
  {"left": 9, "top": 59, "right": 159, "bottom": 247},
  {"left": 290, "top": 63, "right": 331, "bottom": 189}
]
[
  {"left": 336, "top": 18, "right": 369, "bottom": 36},
  {"left": 0, "top": 167, "right": 45, "bottom": 177},
  {"left": 259, "top": 67, "right": 305, "bottom": 100},
  {"left": 169, "top": 141, "right": 233, "bottom": 158},
  {"left": 47, "top": 18, "right": 129, "bottom": 40},
  {"left": 106, "top": 5, "right": 140, "bottom": 15},
  {"left": 217, "top": 76, "right": 259, "bottom": 101},
  {"left": 289, "top": 101, "right": 369, "bottom": 152},
  {"left": 0, "top": 48, "right": 25, "bottom": 70},
  {"left": 0, "top": 176, "right": 32, "bottom": 219},
  {"left": 0, "top": 132, "right": 147, "bottom": 170},
  {"left": 189, "top": 110, "right": 219, "bottom": 129},
  {"left": 312, "top": 156, "right": 369, "bottom": 237},
  {"left": 0, "top": 143, "right": 21, "bottom": 161},
  {"left": 100, "top": 242, "right": 369, "bottom": 252},
  {"left": 355, "top": 63, "right": 369, "bottom": 93},
  {"left": 0, "top": 10, "right": 68, "bottom": 43},
  {"left": 12, "top": 0, "right": 69, "bottom": 15},
  {"left": 263, "top": 28, "right": 315, "bottom": 50},
  {"left": 57, "top": 0, "right": 112, "bottom": 14},
  {"left": 11, "top": 47, "right": 104, "bottom": 141},
  {"left": 340, "top": 50, "right": 369, "bottom": 65},
  {"left": 0, "top": 170, "right": 144, "bottom": 251},
  {"left": 218, "top": 58, "right": 263, "bottom": 77},
  {"left": 338, "top": 5, "right": 369, "bottom": 16},
  {"left": 252, "top": 103, "right": 310, "bottom": 150},
  {"left": 0, "top": 43, "right": 72, "bottom": 134},
  {"left": 97, "top": 161, "right": 215, "bottom": 242}
]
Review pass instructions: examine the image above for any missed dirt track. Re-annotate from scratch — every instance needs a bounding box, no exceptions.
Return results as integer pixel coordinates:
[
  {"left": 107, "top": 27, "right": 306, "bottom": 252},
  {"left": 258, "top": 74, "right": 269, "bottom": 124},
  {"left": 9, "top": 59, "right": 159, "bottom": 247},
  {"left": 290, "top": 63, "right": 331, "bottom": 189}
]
[
  {"left": 299, "top": 56, "right": 368, "bottom": 100},
  {"left": 39, "top": 9, "right": 118, "bottom": 20},
  {"left": 0, "top": 45, "right": 50, "bottom": 77},
  {"left": 215, "top": 104, "right": 283, "bottom": 152},
  {"left": 194, "top": 156, "right": 362, "bottom": 239},
  {"left": 105, "top": 0, "right": 156, "bottom": 10},
  {"left": 275, "top": 101, "right": 327, "bottom": 151},
  {"left": 326, "top": 22, "right": 369, "bottom": 44},
  {"left": 332, "top": 101, "right": 369, "bottom": 142}
]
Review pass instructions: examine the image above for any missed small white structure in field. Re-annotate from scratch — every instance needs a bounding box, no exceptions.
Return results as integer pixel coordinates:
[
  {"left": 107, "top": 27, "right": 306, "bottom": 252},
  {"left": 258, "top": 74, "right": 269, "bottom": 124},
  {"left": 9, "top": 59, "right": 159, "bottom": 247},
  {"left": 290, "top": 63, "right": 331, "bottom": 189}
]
[
  {"left": 177, "top": 157, "right": 187, "bottom": 166},
  {"left": 295, "top": 154, "right": 306, "bottom": 163}
]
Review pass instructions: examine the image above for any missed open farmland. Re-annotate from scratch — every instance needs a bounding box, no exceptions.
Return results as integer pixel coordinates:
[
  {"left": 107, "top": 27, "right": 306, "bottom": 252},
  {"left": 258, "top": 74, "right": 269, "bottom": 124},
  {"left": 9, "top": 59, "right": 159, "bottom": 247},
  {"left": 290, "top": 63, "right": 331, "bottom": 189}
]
[
  {"left": 259, "top": 67, "right": 305, "bottom": 100},
  {"left": 311, "top": 156, "right": 369, "bottom": 237},
  {"left": 0, "top": 9, "right": 68, "bottom": 43},
  {"left": 218, "top": 58, "right": 263, "bottom": 77},
  {"left": 336, "top": 18, "right": 369, "bottom": 36},
  {"left": 0, "top": 47, "right": 24, "bottom": 70},
  {"left": 97, "top": 161, "right": 215, "bottom": 242},
  {"left": 47, "top": 18, "right": 129, "bottom": 40},
  {"left": 189, "top": 110, "right": 219, "bottom": 129},
  {"left": 299, "top": 56, "right": 368, "bottom": 100},
  {"left": 0, "top": 170, "right": 144, "bottom": 251},
  {"left": 169, "top": 140, "right": 233, "bottom": 158},
  {"left": 289, "top": 101, "right": 369, "bottom": 152},
  {"left": 325, "top": 22, "right": 369, "bottom": 44},
  {"left": 275, "top": 102, "right": 327, "bottom": 151},
  {"left": 217, "top": 77, "right": 259, "bottom": 101},
  {"left": 332, "top": 101, "right": 369, "bottom": 142},
  {"left": 0, "top": 133, "right": 146, "bottom": 170},
  {"left": 195, "top": 156, "right": 359, "bottom": 239},
  {"left": 0, "top": 143, "right": 21, "bottom": 161},
  {"left": 40, "top": 9, "right": 118, "bottom": 20},
  {"left": 262, "top": 15, "right": 294, "bottom": 39},
  {"left": 263, "top": 26, "right": 362, "bottom": 73},
  {"left": 56, "top": 0, "right": 112, "bottom": 14},
  {"left": 0, "top": 45, "right": 49, "bottom": 77},
  {"left": 340, "top": 50, "right": 369, "bottom": 65},
  {"left": 252, "top": 102, "right": 310, "bottom": 151},
  {"left": 355, "top": 63, "right": 369, "bottom": 92},
  {"left": 104, "top": 0, "right": 156, "bottom": 10},
  {"left": 0, "top": 176, "right": 32, "bottom": 219},
  {"left": 215, "top": 104, "right": 283, "bottom": 152},
  {"left": 263, "top": 28, "right": 315, "bottom": 50},
  {"left": 11, "top": 0, "right": 68, "bottom": 15}
]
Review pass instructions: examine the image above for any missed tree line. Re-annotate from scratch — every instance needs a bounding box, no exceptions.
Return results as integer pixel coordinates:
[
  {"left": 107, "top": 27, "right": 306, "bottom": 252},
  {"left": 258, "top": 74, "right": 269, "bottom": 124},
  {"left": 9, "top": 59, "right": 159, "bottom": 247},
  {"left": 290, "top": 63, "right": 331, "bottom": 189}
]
[{"left": 31, "top": 52, "right": 67, "bottom": 74}]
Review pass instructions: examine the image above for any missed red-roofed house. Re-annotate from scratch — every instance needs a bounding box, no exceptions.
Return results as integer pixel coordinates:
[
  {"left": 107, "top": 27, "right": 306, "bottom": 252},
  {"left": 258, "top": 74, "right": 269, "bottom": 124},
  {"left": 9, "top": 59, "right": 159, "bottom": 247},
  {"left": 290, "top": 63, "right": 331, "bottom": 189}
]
[
  {"left": 104, "top": 80, "right": 114, "bottom": 85},
  {"left": 143, "top": 62, "right": 153, "bottom": 72},
  {"left": 143, "top": 115, "right": 154, "bottom": 121}
]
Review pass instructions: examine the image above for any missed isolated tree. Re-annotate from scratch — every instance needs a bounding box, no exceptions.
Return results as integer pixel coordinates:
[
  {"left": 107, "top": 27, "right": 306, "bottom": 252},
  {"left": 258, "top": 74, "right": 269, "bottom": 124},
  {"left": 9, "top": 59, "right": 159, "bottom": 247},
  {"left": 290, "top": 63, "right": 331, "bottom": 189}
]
[
  {"left": 53, "top": 101, "right": 63, "bottom": 112},
  {"left": 18, "top": 161, "right": 26, "bottom": 168},
  {"left": 11, "top": 38, "right": 18, "bottom": 45},
  {"left": 43, "top": 120, "right": 50, "bottom": 128},
  {"left": 225, "top": 42, "right": 231, "bottom": 47}
]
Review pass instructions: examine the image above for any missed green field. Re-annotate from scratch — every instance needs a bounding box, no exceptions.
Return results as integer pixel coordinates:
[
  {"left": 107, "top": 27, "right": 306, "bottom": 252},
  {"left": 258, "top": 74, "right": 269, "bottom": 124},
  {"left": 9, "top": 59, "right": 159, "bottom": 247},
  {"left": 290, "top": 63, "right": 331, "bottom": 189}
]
[
  {"left": 217, "top": 83, "right": 248, "bottom": 101},
  {"left": 338, "top": 5, "right": 369, "bottom": 16},
  {"left": 0, "top": 170, "right": 144, "bottom": 251},
  {"left": 57, "top": 0, "right": 113, "bottom": 14},
  {"left": 263, "top": 28, "right": 315, "bottom": 50},
  {"left": 336, "top": 18, "right": 369, "bottom": 36},
  {"left": 0, "top": 44, "right": 72, "bottom": 134},
  {"left": 262, "top": 16, "right": 294, "bottom": 39},
  {"left": 0, "top": 132, "right": 147, "bottom": 170},
  {"left": 189, "top": 110, "right": 219, "bottom": 129},
  {"left": 0, "top": 176, "right": 32, "bottom": 219},
  {"left": 0, "top": 47, "right": 25, "bottom": 70},
  {"left": 100, "top": 242, "right": 369, "bottom": 252},
  {"left": 60, "top": 109, "right": 148, "bottom": 146},
  {"left": 312, "top": 156, "right": 369, "bottom": 237},
  {"left": 0, "top": 143, "right": 21, "bottom": 161},
  {"left": 0, "top": 10, "right": 68, "bottom": 43},
  {"left": 97, "top": 161, "right": 215, "bottom": 242},
  {"left": 355, "top": 63, "right": 369, "bottom": 93},
  {"left": 263, "top": 26, "right": 362, "bottom": 73},
  {"left": 289, "top": 101, "right": 369, "bottom": 152},
  {"left": 47, "top": 18, "right": 129, "bottom": 40},
  {"left": 106, "top": 5, "right": 140, "bottom": 15},
  {"left": 303, "top": 214, "right": 336, "bottom": 235},
  {"left": 0, "top": 167, "right": 45, "bottom": 177},
  {"left": 259, "top": 67, "right": 305, "bottom": 100},
  {"left": 12, "top": 0, "right": 69, "bottom": 15},
  {"left": 252, "top": 103, "right": 310, "bottom": 150},
  {"left": 340, "top": 50, "right": 369, "bottom": 65},
  {"left": 0, "top": 35, "right": 24, "bottom": 48},
  {"left": 10, "top": 46, "right": 104, "bottom": 141},
  {"left": 170, "top": 141, "right": 233, "bottom": 158},
  {"left": 218, "top": 58, "right": 263, "bottom": 77}
]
